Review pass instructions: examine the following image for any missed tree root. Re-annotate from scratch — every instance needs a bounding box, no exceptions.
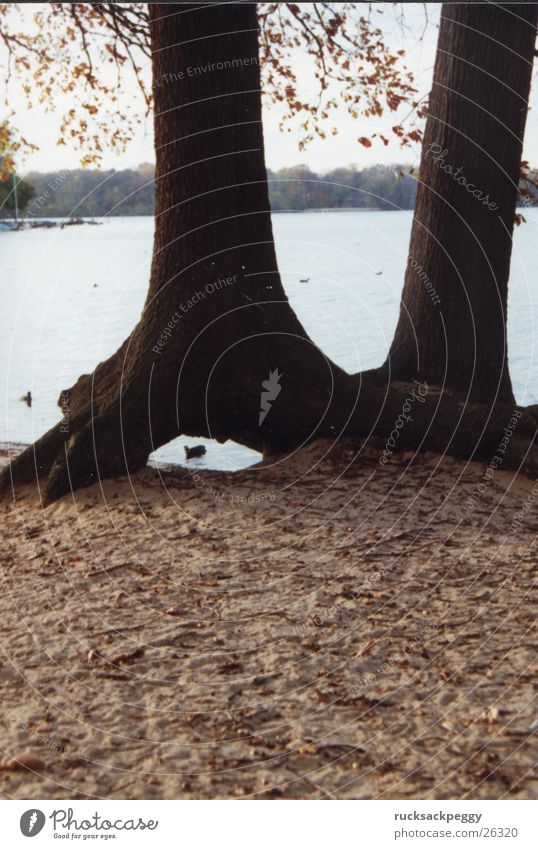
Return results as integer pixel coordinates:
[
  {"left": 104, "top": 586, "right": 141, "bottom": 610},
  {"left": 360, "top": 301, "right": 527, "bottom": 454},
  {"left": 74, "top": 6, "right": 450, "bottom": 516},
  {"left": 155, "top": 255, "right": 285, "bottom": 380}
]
[{"left": 2, "top": 367, "right": 538, "bottom": 506}]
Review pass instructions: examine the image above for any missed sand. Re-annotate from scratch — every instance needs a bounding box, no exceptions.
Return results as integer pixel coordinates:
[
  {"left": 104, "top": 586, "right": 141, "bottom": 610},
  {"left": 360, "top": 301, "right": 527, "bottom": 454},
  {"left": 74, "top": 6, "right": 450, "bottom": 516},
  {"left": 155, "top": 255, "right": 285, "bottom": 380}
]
[{"left": 0, "top": 438, "right": 537, "bottom": 799}]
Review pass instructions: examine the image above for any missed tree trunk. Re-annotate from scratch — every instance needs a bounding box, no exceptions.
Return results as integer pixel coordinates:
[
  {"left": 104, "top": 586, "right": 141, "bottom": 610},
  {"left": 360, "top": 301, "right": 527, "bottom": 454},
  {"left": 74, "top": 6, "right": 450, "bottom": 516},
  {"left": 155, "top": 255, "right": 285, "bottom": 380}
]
[
  {"left": 379, "top": 3, "right": 538, "bottom": 405},
  {"left": 2, "top": 2, "right": 538, "bottom": 505},
  {"left": 0, "top": 3, "right": 361, "bottom": 500},
  {"left": 139, "top": 2, "right": 351, "bottom": 455}
]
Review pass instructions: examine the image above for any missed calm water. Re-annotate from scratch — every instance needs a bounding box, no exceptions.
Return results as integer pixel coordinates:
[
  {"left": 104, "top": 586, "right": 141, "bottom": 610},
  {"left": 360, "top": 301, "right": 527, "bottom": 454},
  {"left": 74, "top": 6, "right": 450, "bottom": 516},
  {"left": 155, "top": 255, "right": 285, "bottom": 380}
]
[{"left": 2, "top": 210, "right": 538, "bottom": 470}]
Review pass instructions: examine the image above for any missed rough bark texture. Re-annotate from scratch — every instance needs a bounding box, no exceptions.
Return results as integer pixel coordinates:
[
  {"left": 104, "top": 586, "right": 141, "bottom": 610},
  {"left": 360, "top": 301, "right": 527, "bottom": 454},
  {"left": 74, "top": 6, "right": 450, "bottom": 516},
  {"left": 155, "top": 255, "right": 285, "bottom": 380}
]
[
  {"left": 2, "top": 3, "right": 538, "bottom": 505},
  {"left": 379, "top": 3, "right": 538, "bottom": 405}
]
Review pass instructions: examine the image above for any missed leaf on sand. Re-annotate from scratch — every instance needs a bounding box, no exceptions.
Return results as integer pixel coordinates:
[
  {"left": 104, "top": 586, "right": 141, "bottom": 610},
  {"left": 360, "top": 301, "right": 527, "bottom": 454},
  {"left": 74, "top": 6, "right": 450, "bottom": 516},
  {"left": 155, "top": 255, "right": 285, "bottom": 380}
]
[{"left": 2, "top": 753, "right": 46, "bottom": 772}]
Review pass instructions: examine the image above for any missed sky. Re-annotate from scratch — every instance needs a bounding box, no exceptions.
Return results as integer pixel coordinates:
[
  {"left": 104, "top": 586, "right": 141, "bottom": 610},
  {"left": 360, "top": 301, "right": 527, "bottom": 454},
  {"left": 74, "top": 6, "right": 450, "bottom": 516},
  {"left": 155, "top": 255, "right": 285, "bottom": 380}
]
[{"left": 2, "top": 3, "right": 538, "bottom": 176}]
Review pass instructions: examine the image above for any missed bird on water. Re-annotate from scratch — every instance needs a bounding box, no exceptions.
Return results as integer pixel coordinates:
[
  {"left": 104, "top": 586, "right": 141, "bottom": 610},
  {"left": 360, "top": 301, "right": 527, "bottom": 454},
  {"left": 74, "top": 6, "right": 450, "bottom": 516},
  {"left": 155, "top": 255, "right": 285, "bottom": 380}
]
[{"left": 184, "top": 445, "right": 206, "bottom": 460}]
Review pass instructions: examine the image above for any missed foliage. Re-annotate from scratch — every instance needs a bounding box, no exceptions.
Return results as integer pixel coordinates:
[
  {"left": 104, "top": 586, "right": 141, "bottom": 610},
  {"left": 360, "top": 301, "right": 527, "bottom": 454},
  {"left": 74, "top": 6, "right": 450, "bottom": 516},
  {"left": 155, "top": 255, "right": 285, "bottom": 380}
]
[
  {"left": 258, "top": 3, "right": 420, "bottom": 149},
  {"left": 0, "top": 3, "right": 419, "bottom": 168},
  {"left": 0, "top": 119, "right": 37, "bottom": 179},
  {"left": 0, "top": 3, "right": 150, "bottom": 167}
]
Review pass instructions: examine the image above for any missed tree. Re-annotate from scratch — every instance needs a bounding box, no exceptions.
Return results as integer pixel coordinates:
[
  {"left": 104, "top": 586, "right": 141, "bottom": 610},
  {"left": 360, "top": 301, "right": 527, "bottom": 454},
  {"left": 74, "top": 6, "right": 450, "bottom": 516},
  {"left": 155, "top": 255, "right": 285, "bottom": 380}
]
[
  {"left": 2, "top": 3, "right": 538, "bottom": 506},
  {"left": 0, "top": 167, "right": 34, "bottom": 216},
  {"left": 0, "top": 121, "right": 35, "bottom": 212},
  {"left": 375, "top": 3, "right": 538, "bottom": 406}
]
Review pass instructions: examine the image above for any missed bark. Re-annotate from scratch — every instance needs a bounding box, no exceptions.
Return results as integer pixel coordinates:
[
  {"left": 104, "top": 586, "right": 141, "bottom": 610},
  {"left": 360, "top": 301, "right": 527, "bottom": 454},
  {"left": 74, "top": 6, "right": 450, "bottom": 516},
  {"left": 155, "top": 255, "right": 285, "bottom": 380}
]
[
  {"left": 377, "top": 3, "right": 538, "bottom": 405},
  {"left": 2, "top": 3, "right": 538, "bottom": 505}
]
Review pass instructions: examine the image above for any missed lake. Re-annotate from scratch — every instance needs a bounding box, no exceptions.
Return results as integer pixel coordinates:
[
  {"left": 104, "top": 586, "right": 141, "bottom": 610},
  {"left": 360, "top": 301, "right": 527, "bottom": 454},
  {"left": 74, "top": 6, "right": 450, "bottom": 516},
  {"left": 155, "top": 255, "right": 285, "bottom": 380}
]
[{"left": 2, "top": 210, "right": 538, "bottom": 470}]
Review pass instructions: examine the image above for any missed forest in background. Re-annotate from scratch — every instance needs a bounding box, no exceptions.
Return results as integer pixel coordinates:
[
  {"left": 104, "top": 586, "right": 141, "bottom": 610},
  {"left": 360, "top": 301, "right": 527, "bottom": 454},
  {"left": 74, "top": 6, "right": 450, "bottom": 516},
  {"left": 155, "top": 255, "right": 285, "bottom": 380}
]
[
  {"left": 3, "top": 161, "right": 537, "bottom": 218},
  {"left": 1, "top": 162, "right": 419, "bottom": 217}
]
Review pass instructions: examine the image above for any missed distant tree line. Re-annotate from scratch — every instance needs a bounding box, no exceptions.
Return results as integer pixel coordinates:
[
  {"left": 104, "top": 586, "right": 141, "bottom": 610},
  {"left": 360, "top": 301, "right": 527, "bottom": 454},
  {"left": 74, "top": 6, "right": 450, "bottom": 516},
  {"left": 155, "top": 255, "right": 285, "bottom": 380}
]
[
  {"left": 7, "top": 162, "right": 418, "bottom": 216},
  {"left": 267, "top": 164, "right": 418, "bottom": 210},
  {"left": 20, "top": 162, "right": 155, "bottom": 218},
  {"left": 2, "top": 162, "right": 536, "bottom": 218}
]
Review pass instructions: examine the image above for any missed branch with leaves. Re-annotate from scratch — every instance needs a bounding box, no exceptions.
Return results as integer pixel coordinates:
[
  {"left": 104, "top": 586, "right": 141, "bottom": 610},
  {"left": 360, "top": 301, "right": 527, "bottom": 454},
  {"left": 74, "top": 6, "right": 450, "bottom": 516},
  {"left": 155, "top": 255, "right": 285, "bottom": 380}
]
[{"left": 0, "top": 2, "right": 423, "bottom": 168}]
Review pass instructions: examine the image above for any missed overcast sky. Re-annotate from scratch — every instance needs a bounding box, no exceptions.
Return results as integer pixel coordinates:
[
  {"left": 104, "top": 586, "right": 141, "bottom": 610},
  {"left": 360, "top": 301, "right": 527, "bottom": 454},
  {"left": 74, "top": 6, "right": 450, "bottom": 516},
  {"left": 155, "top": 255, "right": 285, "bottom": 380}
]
[{"left": 3, "top": 3, "right": 538, "bottom": 175}]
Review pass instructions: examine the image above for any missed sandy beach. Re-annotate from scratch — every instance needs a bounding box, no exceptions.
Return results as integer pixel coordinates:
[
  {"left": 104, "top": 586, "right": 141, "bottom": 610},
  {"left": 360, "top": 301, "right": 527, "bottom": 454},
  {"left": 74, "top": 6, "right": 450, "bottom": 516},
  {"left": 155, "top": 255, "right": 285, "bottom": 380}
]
[{"left": 0, "top": 438, "right": 537, "bottom": 800}]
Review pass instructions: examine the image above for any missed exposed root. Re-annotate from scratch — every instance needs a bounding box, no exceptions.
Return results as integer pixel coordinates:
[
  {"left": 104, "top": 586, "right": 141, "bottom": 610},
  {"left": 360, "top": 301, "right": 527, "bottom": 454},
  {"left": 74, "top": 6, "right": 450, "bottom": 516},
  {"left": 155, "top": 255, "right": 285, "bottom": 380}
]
[{"left": 2, "top": 367, "right": 538, "bottom": 506}]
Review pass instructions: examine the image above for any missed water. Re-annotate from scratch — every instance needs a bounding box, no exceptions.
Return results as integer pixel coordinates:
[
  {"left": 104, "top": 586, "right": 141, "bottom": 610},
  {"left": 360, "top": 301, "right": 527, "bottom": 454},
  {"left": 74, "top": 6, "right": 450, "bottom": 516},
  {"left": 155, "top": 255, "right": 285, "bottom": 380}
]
[{"left": 2, "top": 210, "right": 538, "bottom": 471}]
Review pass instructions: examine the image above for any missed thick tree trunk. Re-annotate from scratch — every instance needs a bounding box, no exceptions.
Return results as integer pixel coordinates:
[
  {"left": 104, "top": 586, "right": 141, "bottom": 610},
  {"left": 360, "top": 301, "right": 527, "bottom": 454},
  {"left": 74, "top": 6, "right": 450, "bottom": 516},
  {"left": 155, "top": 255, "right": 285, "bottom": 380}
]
[
  {"left": 1, "top": 3, "right": 359, "bottom": 500},
  {"left": 2, "top": 3, "right": 538, "bottom": 505},
  {"left": 378, "top": 3, "right": 538, "bottom": 405},
  {"left": 140, "top": 2, "right": 350, "bottom": 454}
]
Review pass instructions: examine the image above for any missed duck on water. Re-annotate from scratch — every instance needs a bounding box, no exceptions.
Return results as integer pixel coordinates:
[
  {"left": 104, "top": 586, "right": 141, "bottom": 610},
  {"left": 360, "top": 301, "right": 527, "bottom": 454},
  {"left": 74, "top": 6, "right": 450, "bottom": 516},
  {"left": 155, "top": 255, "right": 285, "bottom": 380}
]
[{"left": 184, "top": 445, "right": 206, "bottom": 461}]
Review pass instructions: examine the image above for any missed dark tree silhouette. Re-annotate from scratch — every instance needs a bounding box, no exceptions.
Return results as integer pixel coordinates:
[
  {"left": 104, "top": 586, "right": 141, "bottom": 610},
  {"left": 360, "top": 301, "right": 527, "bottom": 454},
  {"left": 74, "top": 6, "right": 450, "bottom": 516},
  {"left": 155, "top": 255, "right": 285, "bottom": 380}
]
[{"left": 376, "top": 3, "right": 538, "bottom": 405}]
